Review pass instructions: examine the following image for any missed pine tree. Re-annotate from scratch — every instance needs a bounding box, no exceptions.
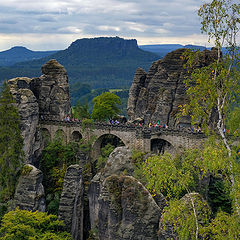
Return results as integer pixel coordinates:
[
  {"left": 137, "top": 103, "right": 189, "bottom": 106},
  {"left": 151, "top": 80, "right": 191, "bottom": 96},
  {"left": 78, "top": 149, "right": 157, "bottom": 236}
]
[{"left": 0, "top": 81, "right": 24, "bottom": 201}]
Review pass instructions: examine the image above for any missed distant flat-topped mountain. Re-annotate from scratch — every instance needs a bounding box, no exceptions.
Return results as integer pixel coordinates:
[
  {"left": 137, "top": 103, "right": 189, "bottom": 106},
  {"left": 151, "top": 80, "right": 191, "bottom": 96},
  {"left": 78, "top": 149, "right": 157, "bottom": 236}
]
[
  {"left": 0, "top": 46, "right": 58, "bottom": 66},
  {"left": 0, "top": 37, "right": 159, "bottom": 90},
  {"left": 139, "top": 44, "right": 207, "bottom": 58}
]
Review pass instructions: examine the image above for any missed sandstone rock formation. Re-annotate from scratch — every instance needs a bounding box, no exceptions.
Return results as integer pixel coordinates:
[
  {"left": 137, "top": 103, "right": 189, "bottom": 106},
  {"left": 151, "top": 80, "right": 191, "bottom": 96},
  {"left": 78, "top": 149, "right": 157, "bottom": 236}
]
[
  {"left": 127, "top": 48, "right": 218, "bottom": 128},
  {"left": 31, "top": 59, "right": 71, "bottom": 121},
  {"left": 8, "top": 59, "right": 72, "bottom": 164},
  {"left": 12, "top": 164, "right": 46, "bottom": 212},
  {"left": 88, "top": 147, "right": 164, "bottom": 240},
  {"left": 58, "top": 165, "right": 84, "bottom": 240},
  {"left": 8, "top": 78, "right": 40, "bottom": 164},
  {"left": 98, "top": 175, "right": 161, "bottom": 240}
]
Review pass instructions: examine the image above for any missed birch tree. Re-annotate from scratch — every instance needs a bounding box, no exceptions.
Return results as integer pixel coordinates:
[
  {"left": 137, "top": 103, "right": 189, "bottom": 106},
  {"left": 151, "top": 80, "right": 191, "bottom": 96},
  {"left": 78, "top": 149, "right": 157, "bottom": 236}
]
[{"left": 181, "top": 0, "right": 240, "bottom": 214}]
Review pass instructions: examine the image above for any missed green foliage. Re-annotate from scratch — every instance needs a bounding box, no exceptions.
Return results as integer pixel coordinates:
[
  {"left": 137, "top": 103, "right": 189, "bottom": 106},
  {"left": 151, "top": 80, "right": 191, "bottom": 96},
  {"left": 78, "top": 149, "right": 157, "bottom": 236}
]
[
  {"left": 72, "top": 101, "right": 90, "bottom": 120},
  {"left": 91, "top": 92, "right": 121, "bottom": 121},
  {"left": 87, "top": 226, "right": 99, "bottom": 240},
  {"left": 226, "top": 107, "right": 240, "bottom": 137},
  {"left": 160, "top": 194, "right": 210, "bottom": 240},
  {"left": 40, "top": 139, "right": 79, "bottom": 214},
  {"left": 132, "top": 150, "right": 148, "bottom": 185},
  {"left": 208, "top": 177, "right": 232, "bottom": 215},
  {"left": 142, "top": 151, "right": 202, "bottom": 199},
  {"left": 179, "top": 0, "right": 240, "bottom": 216},
  {"left": 96, "top": 143, "right": 115, "bottom": 170},
  {"left": 0, "top": 37, "right": 158, "bottom": 91},
  {"left": 0, "top": 82, "right": 24, "bottom": 201},
  {"left": 0, "top": 208, "right": 72, "bottom": 239},
  {"left": 21, "top": 165, "right": 33, "bottom": 176},
  {"left": 81, "top": 118, "right": 94, "bottom": 132},
  {"left": 202, "top": 211, "right": 240, "bottom": 239},
  {"left": 179, "top": 0, "right": 240, "bottom": 135},
  {"left": 0, "top": 203, "right": 7, "bottom": 222}
]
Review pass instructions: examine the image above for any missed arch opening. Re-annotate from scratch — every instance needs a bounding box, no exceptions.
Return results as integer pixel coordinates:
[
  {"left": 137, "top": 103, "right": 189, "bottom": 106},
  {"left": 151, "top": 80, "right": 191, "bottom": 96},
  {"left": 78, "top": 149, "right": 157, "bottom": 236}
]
[
  {"left": 71, "top": 131, "right": 82, "bottom": 142},
  {"left": 93, "top": 134, "right": 125, "bottom": 159},
  {"left": 151, "top": 138, "right": 175, "bottom": 155},
  {"left": 41, "top": 128, "right": 51, "bottom": 147},
  {"left": 55, "top": 129, "right": 67, "bottom": 144}
]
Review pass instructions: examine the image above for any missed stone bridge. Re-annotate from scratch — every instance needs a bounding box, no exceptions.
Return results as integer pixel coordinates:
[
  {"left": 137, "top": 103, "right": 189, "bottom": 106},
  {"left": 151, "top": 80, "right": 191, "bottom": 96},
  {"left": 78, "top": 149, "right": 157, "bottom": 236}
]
[{"left": 40, "top": 120, "right": 205, "bottom": 159}]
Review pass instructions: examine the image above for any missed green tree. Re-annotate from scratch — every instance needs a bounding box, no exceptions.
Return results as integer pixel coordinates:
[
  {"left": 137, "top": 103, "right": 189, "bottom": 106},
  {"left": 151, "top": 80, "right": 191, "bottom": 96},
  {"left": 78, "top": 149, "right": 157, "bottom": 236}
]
[
  {"left": 0, "top": 208, "right": 72, "bottom": 239},
  {"left": 40, "top": 138, "right": 79, "bottom": 214},
  {"left": 72, "top": 100, "right": 90, "bottom": 120},
  {"left": 0, "top": 82, "right": 24, "bottom": 201},
  {"left": 180, "top": 0, "right": 240, "bottom": 214},
  {"left": 141, "top": 138, "right": 234, "bottom": 239},
  {"left": 96, "top": 143, "right": 115, "bottom": 170},
  {"left": 91, "top": 92, "right": 121, "bottom": 121}
]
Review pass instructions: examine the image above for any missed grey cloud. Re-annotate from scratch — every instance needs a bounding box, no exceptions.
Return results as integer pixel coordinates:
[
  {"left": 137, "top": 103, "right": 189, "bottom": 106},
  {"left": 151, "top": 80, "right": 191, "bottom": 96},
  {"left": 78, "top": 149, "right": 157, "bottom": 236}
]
[
  {"left": 0, "top": 0, "right": 206, "bottom": 49},
  {"left": 37, "top": 15, "right": 57, "bottom": 22},
  {"left": 0, "top": 19, "right": 18, "bottom": 25}
]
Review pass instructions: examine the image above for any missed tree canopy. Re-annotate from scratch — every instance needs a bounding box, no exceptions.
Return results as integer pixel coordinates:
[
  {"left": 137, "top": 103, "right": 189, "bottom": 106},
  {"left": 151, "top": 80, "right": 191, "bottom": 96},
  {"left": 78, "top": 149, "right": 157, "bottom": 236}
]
[
  {"left": 180, "top": 0, "right": 240, "bottom": 215},
  {"left": 91, "top": 92, "right": 121, "bottom": 121},
  {"left": 0, "top": 208, "right": 72, "bottom": 239},
  {"left": 0, "top": 82, "right": 24, "bottom": 201}
]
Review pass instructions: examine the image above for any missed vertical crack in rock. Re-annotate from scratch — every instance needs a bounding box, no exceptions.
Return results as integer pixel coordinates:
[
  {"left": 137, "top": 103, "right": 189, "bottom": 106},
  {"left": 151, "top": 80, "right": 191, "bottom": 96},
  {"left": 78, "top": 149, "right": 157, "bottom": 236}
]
[
  {"left": 166, "top": 73, "right": 180, "bottom": 125},
  {"left": 59, "top": 165, "right": 84, "bottom": 240},
  {"left": 71, "top": 177, "right": 83, "bottom": 240}
]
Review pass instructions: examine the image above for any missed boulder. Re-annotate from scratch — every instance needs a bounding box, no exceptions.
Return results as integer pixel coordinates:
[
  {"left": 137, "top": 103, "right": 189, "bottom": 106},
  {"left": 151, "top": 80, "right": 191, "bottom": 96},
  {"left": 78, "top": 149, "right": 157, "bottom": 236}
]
[
  {"left": 89, "top": 146, "right": 164, "bottom": 240},
  {"left": 102, "top": 146, "right": 135, "bottom": 178},
  {"left": 13, "top": 164, "right": 46, "bottom": 212},
  {"left": 58, "top": 165, "right": 84, "bottom": 240},
  {"left": 88, "top": 146, "right": 135, "bottom": 226},
  {"left": 98, "top": 175, "right": 161, "bottom": 240}
]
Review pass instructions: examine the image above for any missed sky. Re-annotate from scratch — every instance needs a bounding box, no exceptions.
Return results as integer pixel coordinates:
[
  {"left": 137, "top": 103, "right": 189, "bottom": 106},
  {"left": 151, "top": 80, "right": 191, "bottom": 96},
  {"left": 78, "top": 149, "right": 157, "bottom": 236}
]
[{"left": 0, "top": 0, "right": 210, "bottom": 51}]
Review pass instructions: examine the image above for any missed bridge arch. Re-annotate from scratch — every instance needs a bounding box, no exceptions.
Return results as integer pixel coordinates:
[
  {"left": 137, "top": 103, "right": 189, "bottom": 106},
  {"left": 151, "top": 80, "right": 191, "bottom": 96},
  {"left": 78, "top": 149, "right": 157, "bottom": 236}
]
[
  {"left": 55, "top": 129, "right": 67, "bottom": 144},
  {"left": 150, "top": 137, "right": 175, "bottom": 155},
  {"left": 41, "top": 128, "right": 51, "bottom": 146},
  {"left": 92, "top": 133, "right": 125, "bottom": 159},
  {"left": 71, "top": 130, "right": 82, "bottom": 142}
]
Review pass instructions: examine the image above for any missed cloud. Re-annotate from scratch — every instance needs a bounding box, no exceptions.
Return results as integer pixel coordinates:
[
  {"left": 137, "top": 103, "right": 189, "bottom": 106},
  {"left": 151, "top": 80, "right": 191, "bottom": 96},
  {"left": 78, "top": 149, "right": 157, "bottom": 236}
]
[
  {"left": 37, "top": 15, "right": 57, "bottom": 22},
  {"left": 0, "top": 0, "right": 210, "bottom": 50},
  {"left": 97, "top": 25, "right": 121, "bottom": 32}
]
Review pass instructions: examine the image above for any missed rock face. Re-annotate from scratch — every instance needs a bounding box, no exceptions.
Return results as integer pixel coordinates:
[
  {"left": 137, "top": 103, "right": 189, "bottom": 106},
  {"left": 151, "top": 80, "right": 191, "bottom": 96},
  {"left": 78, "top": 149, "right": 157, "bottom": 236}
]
[
  {"left": 58, "top": 165, "right": 84, "bottom": 240},
  {"left": 8, "top": 59, "right": 72, "bottom": 164},
  {"left": 98, "top": 175, "right": 161, "bottom": 240},
  {"left": 8, "top": 78, "right": 40, "bottom": 164},
  {"left": 31, "top": 59, "right": 71, "bottom": 121},
  {"left": 13, "top": 164, "right": 46, "bottom": 212},
  {"left": 88, "top": 147, "right": 163, "bottom": 240},
  {"left": 127, "top": 48, "right": 218, "bottom": 127}
]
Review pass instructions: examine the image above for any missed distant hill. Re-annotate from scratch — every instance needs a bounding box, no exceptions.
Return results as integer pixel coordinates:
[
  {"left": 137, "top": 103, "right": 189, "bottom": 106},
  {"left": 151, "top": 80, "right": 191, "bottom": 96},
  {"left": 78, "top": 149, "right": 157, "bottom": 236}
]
[
  {"left": 0, "top": 37, "right": 159, "bottom": 91},
  {"left": 139, "top": 44, "right": 207, "bottom": 58},
  {"left": 0, "top": 46, "right": 58, "bottom": 66}
]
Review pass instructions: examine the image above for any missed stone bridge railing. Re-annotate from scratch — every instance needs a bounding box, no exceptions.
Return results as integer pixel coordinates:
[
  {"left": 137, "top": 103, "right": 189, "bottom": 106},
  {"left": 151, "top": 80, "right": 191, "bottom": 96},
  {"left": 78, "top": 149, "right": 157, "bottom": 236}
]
[{"left": 39, "top": 119, "right": 206, "bottom": 138}]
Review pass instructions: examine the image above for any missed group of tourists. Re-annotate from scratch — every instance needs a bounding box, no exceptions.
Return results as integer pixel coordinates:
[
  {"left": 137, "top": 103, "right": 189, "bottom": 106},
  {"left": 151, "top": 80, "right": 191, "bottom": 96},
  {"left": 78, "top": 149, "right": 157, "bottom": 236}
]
[
  {"left": 64, "top": 116, "right": 81, "bottom": 122},
  {"left": 147, "top": 121, "right": 169, "bottom": 130},
  {"left": 108, "top": 119, "right": 120, "bottom": 125}
]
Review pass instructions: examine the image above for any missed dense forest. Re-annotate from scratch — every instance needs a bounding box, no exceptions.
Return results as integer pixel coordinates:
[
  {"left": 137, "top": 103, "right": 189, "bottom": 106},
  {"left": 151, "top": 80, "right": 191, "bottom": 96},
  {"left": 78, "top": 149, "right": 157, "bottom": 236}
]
[{"left": 0, "top": 37, "right": 158, "bottom": 90}]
